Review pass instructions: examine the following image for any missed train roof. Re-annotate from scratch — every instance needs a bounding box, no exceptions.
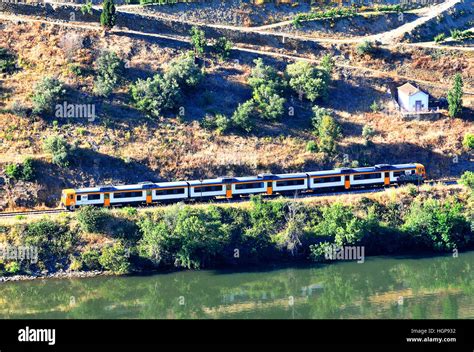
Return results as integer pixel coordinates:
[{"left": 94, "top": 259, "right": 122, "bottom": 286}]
[
  {"left": 306, "top": 163, "right": 418, "bottom": 177},
  {"left": 74, "top": 181, "right": 189, "bottom": 194}
]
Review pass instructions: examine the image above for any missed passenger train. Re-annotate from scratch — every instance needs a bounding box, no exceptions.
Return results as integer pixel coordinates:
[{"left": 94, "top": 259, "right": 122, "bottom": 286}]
[{"left": 60, "top": 163, "right": 426, "bottom": 210}]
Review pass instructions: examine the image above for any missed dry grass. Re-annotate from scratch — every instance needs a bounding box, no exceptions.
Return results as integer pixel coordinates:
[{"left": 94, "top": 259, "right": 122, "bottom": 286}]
[{"left": 0, "top": 20, "right": 472, "bottom": 209}]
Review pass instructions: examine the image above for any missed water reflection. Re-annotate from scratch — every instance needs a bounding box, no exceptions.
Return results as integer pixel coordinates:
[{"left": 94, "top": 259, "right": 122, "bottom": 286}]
[{"left": 0, "top": 252, "right": 473, "bottom": 319}]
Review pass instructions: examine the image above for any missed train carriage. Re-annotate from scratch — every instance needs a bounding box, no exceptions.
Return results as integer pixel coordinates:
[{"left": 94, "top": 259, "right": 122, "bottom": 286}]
[{"left": 60, "top": 163, "right": 426, "bottom": 210}]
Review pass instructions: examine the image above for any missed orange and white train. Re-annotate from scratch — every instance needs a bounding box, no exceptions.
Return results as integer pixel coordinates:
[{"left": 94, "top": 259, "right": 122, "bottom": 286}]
[{"left": 60, "top": 163, "right": 426, "bottom": 210}]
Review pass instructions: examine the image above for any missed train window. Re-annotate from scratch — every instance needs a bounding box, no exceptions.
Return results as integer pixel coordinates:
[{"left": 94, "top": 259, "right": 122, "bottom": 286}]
[
  {"left": 155, "top": 188, "right": 186, "bottom": 196},
  {"left": 276, "top": 179, "right": 305, "bottom": 187},
  {"left": 113, "top": 191, "right": 143, "bottom": 199},
  {"left": 353, "top": 173, "right": 382, "bottom": 180},
  {"left": 87, "top": 194, "right": 101, "bottom": 200},
  {"left": 393, "top": 171, "right": 403, "bottom": 177},
  {"left": 194, "top": 185, "right": 223, "bottom": 193},
  {"left": 77, "top": 195, "right": 82, "bottom": 201},
  {"left": 235, "top": 182, "right": 264, "bottom": 190},
  {"left": 313, "top": 176, "right": 341, "bottom": 183}
]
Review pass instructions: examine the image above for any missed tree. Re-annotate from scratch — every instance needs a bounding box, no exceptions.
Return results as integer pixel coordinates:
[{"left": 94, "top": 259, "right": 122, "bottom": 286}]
[
  {"left": 190, "top": 26, "right": 206, "bottom": 57},
  {"left": 317, "top": 115, "right": 341, "bottom": 154},
  {"left": 100, "top": 0, "right": 116, "bottom": 30},
  {"left": 43, "top": 135, "right": 74, "bottom": 167},
  {"left": 286, "top": 61, "right": 329, "bottom": 102},
  {"left": 93, "top": 51, "right": 124, "bottom": 97},
  {"left": 231, "top": 99, "right": 255, "bottom": 132},
  {"left": 447, "top": 73, "right": 463, "bottom": 118},
  {"left": 248, "top": 58, "right": 283, "bottom": 92},
  {"left": 31, "top": 77, "right": 65, "bottom": 115},
  {"left": 311, "top": 105, "right": 332, "bottom": 130},
  {"left": 252, "top": 84, "right": 285, "bottom": 120}
]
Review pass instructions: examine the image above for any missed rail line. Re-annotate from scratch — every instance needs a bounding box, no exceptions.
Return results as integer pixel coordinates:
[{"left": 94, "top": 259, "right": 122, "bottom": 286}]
[{"left": 0, "top": 179, "right": 460, "bottom": 218}]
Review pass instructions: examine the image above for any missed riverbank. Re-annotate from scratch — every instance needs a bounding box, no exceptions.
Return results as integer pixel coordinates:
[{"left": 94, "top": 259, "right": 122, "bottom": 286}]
[
  {"left": 0, "top": 270, "right": 109, "bottom": 283},
  {"left": 0, "top": 181, "right": 473, "bottom": 279}
]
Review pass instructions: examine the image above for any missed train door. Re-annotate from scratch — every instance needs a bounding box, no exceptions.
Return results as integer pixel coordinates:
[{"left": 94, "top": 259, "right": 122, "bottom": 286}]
[
  {"left": 384, "top": 172, "right": 390, "bottom": 186},
  {"left": 146, "top": 190, "right": 152, "bottom": 204},
  {"left": 344, "top": 175, "right": 350, "bottom": 190},
  {"left": 225, "top": 184, "right": 232, "bottom": 199},
  {"left": 104, "top": 193, "right": 110, "bottom": 207},
  {"left": 266, "top": 181, "right": 273, "bottom": 195}
]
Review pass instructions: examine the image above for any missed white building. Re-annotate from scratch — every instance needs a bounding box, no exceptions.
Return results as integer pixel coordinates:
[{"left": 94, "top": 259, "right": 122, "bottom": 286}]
[{"left": 397, "top": 83, "right": 429, "bottom": 112}]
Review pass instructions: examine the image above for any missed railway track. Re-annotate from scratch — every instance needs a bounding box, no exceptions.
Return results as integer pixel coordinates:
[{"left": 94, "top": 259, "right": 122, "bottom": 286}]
[{"left": 0, "top": 180, "right": 459, "bottom": 218}]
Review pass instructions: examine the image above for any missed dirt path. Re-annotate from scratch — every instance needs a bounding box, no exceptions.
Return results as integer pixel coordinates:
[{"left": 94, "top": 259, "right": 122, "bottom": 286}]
[
  {"left": 1, "top": 12, "right": 473, "bottom": 96},
  {"left": 369, "top": 0, "right": 462, "bottom": 44}
]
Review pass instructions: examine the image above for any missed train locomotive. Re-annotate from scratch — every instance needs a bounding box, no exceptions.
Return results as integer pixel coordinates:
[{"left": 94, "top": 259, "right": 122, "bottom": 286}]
[{"left": 60, "top": 163, "right": 426, "bottom": 210}]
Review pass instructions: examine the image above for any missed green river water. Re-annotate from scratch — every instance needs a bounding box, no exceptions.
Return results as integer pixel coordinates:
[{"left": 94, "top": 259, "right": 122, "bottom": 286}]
[{"left": 1, "top": 251, "right": 473, "bottom": 319}]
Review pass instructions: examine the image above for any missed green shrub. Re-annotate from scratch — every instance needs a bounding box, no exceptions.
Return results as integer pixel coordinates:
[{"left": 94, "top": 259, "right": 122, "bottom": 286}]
[
  {"left": 0, "top": 47, "right": 16, "bottom": 74},
  {"left": 434, "top": 33, "right": 446, "bottom": 43},
  {"left": 370, "top": 100, "right": 380, "bottom": 113},
  {"left": 402, "top": 199, "right": 470, "bottom": 251},
  {"left": 356, "top": 40, "right": 376, "bottom": 56},
  {"left": 286, "top": 61, "right": 329, "bottom": 102},
  {"left": 311, "top": 105, "right": 332, "bottom": 130},
  {"left": 362, "top": 125, "right": 376, "bottom": 140},
  {"left": 139, "top": 206, "right": 231, "bottom": 269},
  {"left": 252, "top": 84, "right": 285, "bottom": 120},
  {"left": 306, "top": 140, "right": 317, "bottom": 152},
  {"left": 213, "top": 37, "right": 233, "bottom": 61},
  {"left": 130, "top": 74, "right": 181, "bottom": 118},
  {"left": 463, "top": 133, "right": 474, "bottom": 149},
  {"left": 4, "top": 261, "right": 21, "bottom": 274},
  {"left": 43, "top": 135, "right": 74, "bottom": 167},
  {"left": 164, "top": 52, "right": 203, "bottom": 88},
  {"left": 80, "top": 249, "right": 102, "bottom": 271},
  {"left": 22, "top": 219, "right": 78, "bottom": 271},
  {"left": 4, "top": 158, "right": 35, "bottom": 181},
  {"left": 190, "top": 26, "right": 206, "bottom": 56},
  {"left": 460, "top": 171, "right": 474, "bottom": 191},
  {"left": 450, "top": 29, "right": 474, "bottom": 41},
  {"left": 99, "top": 241, "right": 130, "bottom": 274},
  {"left": 311, "top": 203, "right": 363, "bottom": 246},
  {"left": 231, "top": 100, "right": 255, "bottom": 132},
  {"left": 100, "top": 0, "right": 116, "bottom": 29},
  {"left": 248, "top": 58, "right": 283, "bottom": 92},
  {"left": 447, "top": 73, "right": 463, "bottom": 118},
  {"left": 80, "top": 0, "right": 93, "bottom": 15},
  {"left": 317, "top": 115, "right": 341, "bottom": 154},
  {"left": 93, "top": 51, "right": 124, "bottom": 97},
  {"left": 77, "top": 206, "right": 110, "bottom": 233},
  {"left": 31, "top": 77, "right": 65, "bottom": 115}
]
